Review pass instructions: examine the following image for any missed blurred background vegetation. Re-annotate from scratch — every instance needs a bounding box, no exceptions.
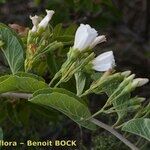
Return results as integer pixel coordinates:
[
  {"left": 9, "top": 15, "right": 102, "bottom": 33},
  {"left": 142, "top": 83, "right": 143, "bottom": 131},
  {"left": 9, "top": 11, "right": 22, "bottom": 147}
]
[{"left": 0, "top": 0, "right": 149, "bottom": 149}]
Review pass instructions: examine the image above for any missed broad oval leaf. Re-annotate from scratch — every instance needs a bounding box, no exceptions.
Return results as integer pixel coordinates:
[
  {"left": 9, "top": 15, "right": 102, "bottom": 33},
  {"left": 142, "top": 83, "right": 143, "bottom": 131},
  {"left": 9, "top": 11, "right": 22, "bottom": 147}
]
[
  {"left": 0, "top": 75, "right": 10, "bottom": 83},
  {"left": 29, "top": 92, "right": 96, "bottom": 130},
  {"left": 122, "top": 118, "right": 150, "bottom": 141},
  {"left": 0, "top": 75, "right": 48, "bottom": 94},
  {"left": 15, "top": 72, "right": 45, "bottom": 82},
  {"left": 33, "top": 87, "right": 82, "bottom": 102},
  {"left": 33, "top": 87, "right": 87, "bottom": 106},
  {"left": 0, "top": 23, "right": 25, "bottom": 74}
]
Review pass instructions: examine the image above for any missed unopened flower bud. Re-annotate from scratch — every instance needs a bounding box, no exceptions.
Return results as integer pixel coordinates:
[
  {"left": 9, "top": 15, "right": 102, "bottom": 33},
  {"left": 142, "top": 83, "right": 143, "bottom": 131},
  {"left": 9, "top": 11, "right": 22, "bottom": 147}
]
[
  {"left": 137, "top": 97, "right": 146, "bottom": 102},
  {"left": 125, "top": 74, "right": 135, "bottom": 81},
  {"left": 132, "top": 78, "right": 149, "bottom": 87},
  {"left": 121, "top": 70, "right": 131, "bottom": 77},
  {"left": 90, "top": 35, "right": 106, "bottom": 48}
]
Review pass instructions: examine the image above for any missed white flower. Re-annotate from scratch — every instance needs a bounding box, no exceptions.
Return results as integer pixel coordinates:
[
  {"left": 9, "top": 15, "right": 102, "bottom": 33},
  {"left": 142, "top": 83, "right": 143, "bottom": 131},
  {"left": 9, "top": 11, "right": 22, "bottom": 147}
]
[
  {"left": 73, "top": 24, "right": 106, "bottom": 51},
  {"left": 38, "top": 10, "right": 55, "bottom": 29},
  {"left": 73, "top": 24, "right": 95, "bottom": 51},
  {"left": 30, "top": 15, "right": 40, "bottom": 32},
  {"left": 132, "top": 78, "right": 149, "bottom": 87},
  {"left": 92, "top": 51, "right": 115, "bottom": 71},
  {"left": 90, "top": 35, "right": 106, "bottom": 48}
]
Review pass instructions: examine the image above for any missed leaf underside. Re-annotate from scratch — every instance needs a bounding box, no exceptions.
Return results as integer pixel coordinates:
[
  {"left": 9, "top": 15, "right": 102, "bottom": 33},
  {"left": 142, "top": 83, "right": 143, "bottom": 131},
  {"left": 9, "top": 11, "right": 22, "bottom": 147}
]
[
  {"left": 30, "top": 91, "right": 96, "bottom": 130},
  {"left": 0, "top": 23, "right": 25, "bottom": 74},
  {"left": 122, "top": 118, "right": 150, "bottom": 141}
]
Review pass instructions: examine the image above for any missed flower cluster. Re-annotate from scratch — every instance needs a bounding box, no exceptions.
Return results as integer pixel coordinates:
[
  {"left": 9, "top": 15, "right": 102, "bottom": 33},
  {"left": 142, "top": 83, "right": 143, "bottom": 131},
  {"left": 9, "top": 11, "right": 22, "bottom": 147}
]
[
  {"left": 50, "top": 23, "right": 116, "bottom": 86},
  {"left": 27, "top": 9, "right": 149, "bottom": 91},
  {"left": 28, "top": 10, "right": 115, "bottom": 75},
  {"left": 25, "top": 10, "right": 62, "bottom": 72},
  {"left": 73, "top": 24, "right": 115, "bottom": 72}
]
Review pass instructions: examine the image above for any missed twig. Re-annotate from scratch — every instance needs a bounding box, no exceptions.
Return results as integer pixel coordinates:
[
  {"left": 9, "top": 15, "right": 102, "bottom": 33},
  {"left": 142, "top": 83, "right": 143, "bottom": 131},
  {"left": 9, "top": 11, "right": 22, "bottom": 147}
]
[
  {"left": 0, "top": 92, "right": 32, "bottom": 99},
  {"left": 90, "top": 118, "right": 139, "bottom": 150}
]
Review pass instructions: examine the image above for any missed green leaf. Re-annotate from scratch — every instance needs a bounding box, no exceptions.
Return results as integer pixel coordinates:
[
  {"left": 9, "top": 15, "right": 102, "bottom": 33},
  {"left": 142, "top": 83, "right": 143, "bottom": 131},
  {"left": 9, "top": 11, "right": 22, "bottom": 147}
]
[
  {"left": 64, "top": 24, "right": 77, "bottom": 35},
  {"left": 91, "top": 72, "right": 103, "bottom": 81},
  {"left": 34, "top": 61, "right": 48, "bottom": 76},
  {"left": 93, "top": 73, "right": 124, "bottom": 95},
  {"left": 15, "top": 72, "right": 45, "bottom": 82},
  {"left": 0, "top": 75, "right": 10, "bottom": 83},
  {"left": 92, "top": 73, "right": 140, "bottom": 123},
  {"left": 51, "top": 24, "right": 75, "bottom": 45},
  {"left": 110, "top": 96, "right": 142, "bottom": 113},
  {"left": 136, "top": 103, "right": 150, "bottom": 118},
  {"left": 110, "top": 79, "right": 135, "bottom": 122},
  {"left": 47, "top": 52, "right": 59, "bottom": 76},
  {"left": 75, "top": 72, "right": 86, "bottom": 96},
  {"left": 52, "top": 23, "right": 63, "bottom": 38},
  {"left": 33, "top": 41, "right": 63, "bottom": 62},
  {"left": 112, "top": 93, "right": 131, "bottom": 121},
  {"left": 122, "top": 118, "right": 150, "bottom": 141},
  {"left": 0, "top": 23, "right": 25, "bottom": 74},
  {"left": 33, "top": 87, "right": 84, "bottom": 103},
  {"left": 0, "top": 75, "right": 48, "bottom": 94},
  {"left": 29, "top": 92, "right": 96, "bottom": 130}
]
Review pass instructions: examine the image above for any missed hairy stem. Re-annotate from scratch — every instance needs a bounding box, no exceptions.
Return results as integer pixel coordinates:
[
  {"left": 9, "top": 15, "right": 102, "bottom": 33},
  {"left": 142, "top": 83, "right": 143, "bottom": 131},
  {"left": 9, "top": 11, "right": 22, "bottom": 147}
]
[
  {"left": 88, "top": 102, "right": 109, "bottom": 119},
  {"left": 90, "top": 118, "right": 139, "bottom": 150},
  {"left": 0, "top": 92, "right": 32, "bottom": 99}
]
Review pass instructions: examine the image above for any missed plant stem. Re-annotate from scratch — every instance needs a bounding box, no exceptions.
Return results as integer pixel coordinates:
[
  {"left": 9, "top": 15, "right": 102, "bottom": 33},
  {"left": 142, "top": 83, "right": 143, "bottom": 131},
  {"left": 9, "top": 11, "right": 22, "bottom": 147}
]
[
  {"left": 90, "top": 118, "right": 139, "bottom": 150},
  {"left": 135, "top": 137, "right": 142, "bottom": 146},
  {"left": 88, "top": 102, "right": 109, "bottom": 119},
  {"left": 49, "top": 71, "right": 61, "bottom": 87},
  {"left": 79, "top": 89, "right": 90, "bottom": 97},
  {"left": 88, "top": 109, "right": 104, "bottom": 119},
  {"left": 0, "top": 92, "right": 32, "bottom": 99},
  {"left": 49, "top": 76, "right": 56, "bottom": 86},
  {"left": 54, "top": 80, "right": 62, "bottom": 87}
]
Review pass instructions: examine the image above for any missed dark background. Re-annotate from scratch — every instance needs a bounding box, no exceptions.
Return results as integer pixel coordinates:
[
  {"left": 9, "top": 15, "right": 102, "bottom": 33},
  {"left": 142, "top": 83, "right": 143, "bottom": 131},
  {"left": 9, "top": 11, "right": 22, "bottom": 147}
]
[{"left": 0, "top": 0, "right": 149, "bottom": 149}]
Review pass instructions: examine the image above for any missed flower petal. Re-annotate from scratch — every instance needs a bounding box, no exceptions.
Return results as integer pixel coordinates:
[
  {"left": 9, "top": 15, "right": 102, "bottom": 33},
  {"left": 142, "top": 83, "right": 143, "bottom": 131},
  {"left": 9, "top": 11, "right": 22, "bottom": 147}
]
[
  {"left": 30, "top": 15, "right": 41, "bottom": 32},
  {"left": 38, "top": 10, "right": 55, "bottom": 29},
  {"left": 92, "top": 51, "right": 115, "bottom": 71},
  {"left": 90, "top": 35, "right": 106, "bottom": 48},
  {"left": 73, "top": 24, "right": 98, "bottom": 51}
]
